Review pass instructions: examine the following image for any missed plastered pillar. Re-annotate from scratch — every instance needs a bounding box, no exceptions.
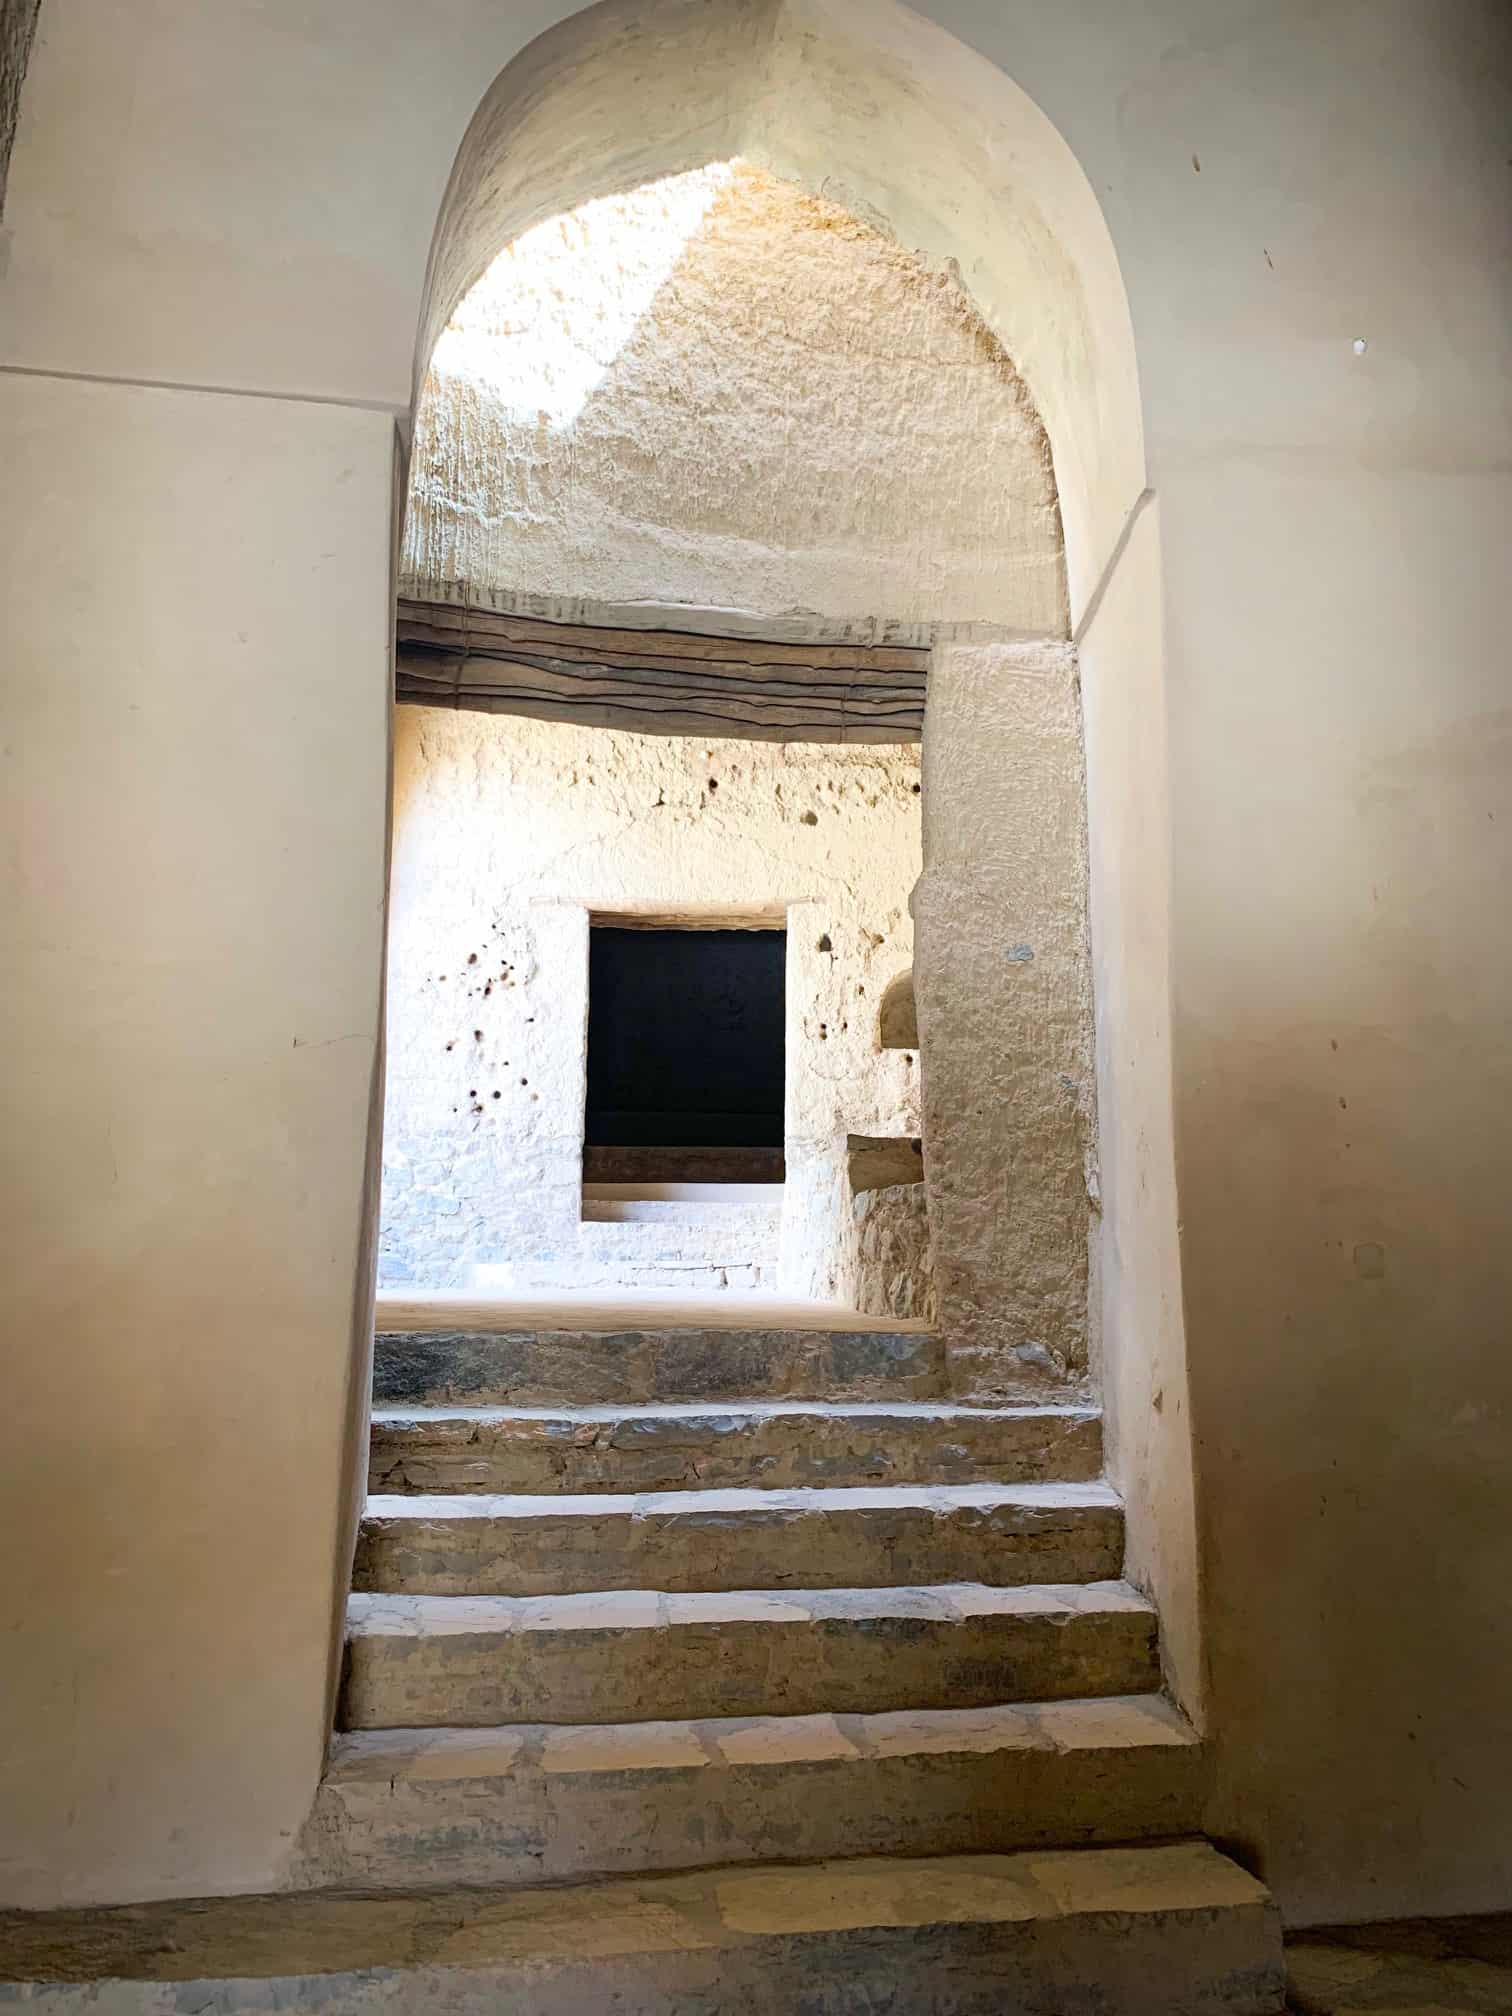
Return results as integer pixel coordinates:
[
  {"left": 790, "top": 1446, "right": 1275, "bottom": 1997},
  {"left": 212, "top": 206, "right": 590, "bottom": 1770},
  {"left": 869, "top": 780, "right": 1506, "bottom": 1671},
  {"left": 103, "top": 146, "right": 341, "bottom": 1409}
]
[{"left": 915, "top": 640, "right": 1095, "bottom": 1401}]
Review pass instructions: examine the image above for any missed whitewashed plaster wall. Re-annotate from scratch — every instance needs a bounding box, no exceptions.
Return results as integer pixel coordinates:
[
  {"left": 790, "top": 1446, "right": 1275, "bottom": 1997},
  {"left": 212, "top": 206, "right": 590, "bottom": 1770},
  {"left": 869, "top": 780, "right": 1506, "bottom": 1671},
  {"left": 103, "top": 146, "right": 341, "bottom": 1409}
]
[
  {"left": 381, "top": 705, "right": 921, "bottom": 1296},
  {"left": 404, "top": 162, "right": 1065, "bottom": 636}
]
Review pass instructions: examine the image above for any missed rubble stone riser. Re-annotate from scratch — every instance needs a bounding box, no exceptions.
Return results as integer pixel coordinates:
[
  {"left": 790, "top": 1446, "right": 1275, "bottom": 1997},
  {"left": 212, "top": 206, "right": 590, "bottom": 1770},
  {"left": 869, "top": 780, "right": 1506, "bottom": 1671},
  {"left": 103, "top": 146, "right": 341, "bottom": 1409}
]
[
  {"left": 373, "top": 1327, "right": 942, "bottom": 1408},
  {"left": 353, "top": 1497, "right": 1124, "bottom": 1598},
  {"left": 368, "top": 1407, "right": 1104, "bottom": 1495},
  {"left": 340, "top": 1608, "right": 1157, "bottom": 1726},
  {"left": 297, "top": 1735, "right": 1204, "bottom": 1891}
]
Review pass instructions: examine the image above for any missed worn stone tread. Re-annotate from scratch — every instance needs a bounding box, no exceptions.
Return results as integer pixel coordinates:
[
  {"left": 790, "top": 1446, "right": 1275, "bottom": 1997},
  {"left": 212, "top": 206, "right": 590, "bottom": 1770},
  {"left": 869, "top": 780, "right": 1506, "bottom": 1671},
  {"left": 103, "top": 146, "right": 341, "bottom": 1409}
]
[
  {"left": 373, "top": 1323, "right": 944, "bottom": 1407},
  {"left": 369, "top": 1399, "right": 1103, "bottom": 1493},
  {"left": 298, "top": 1693, "right": 1204, "bottom": 1889},
  {"left": 354, "top": 1478, "right": 1122, "bottom": 1596},
  {"left": 325, "top": 1688, "right": 1194, "bottom": 1778},
  {"left": 340, "top": 1578, "right": 1156, "bottom": 1726},
  {"left": 0, "top": 1841, "right": 1286, "bottom": 2016}
]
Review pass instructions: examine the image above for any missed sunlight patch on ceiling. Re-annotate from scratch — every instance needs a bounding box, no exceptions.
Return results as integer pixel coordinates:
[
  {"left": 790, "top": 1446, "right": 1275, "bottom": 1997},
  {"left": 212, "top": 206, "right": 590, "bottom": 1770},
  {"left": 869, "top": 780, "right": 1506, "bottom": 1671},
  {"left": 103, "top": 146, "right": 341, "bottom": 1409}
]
[{"left": 429, "top": 162, "right": 738, "bottom": 431}]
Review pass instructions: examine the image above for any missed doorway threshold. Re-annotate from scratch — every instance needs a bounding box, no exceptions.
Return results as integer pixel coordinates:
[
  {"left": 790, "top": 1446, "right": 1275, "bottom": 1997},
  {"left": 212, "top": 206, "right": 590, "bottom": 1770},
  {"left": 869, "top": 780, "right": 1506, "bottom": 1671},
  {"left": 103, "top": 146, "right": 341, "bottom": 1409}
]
[{"left": 375, "top": 1288, "right": 930, "bottom": 1335}]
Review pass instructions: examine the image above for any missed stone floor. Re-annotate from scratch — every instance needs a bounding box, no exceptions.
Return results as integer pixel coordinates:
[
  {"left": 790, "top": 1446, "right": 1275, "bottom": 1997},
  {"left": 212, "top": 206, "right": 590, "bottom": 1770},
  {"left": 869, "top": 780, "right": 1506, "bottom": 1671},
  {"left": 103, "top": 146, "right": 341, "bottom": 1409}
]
[{"left": 1288, "top": 1915, "right": 1512, "bottom": 2013}]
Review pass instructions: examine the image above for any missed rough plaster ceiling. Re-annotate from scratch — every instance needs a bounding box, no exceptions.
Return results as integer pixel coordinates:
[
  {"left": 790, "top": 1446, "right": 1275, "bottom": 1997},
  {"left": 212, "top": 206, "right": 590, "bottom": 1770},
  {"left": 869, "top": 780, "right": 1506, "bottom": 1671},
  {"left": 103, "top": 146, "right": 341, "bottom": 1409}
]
[{"left": 405, "top": 161, "right": 1067, "bottom": 635}]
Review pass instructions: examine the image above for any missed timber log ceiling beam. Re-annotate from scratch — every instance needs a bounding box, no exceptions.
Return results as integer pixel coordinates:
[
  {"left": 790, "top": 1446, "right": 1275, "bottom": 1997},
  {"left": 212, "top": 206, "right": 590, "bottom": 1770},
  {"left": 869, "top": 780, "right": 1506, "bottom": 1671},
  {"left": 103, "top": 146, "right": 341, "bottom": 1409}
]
[{"left": 395, "top": 598, "right": 928, "bottom": 745}]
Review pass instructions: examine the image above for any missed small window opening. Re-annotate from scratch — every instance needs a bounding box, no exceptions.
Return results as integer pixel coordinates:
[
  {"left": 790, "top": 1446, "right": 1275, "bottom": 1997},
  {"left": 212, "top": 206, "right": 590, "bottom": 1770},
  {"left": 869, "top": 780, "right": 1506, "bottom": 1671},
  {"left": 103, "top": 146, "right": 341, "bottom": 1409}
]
[{"left": 584, "top": 926, "right": 785, "bottom": 1183}]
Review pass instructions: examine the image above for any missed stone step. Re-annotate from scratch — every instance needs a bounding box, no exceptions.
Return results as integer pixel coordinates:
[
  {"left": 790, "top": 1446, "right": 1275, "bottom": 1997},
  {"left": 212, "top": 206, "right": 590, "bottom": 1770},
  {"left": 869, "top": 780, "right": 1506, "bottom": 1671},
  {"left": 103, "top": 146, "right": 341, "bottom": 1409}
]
[
  {"left": 369, "top": 1400, "right": 1103, "bottom": 1495},
  {"left": 576, "top": 1213, "right": 781, "bottom": 1257},
  {"left": 374, "top": 1321, "right": 940, "bottom": 1407},
  {"left": 340, "top": 1579, "right": 1156, "bottom": 1727},
  {"left": 0, "top": 1842, "right": 1287, "bottom": 2016},
  {"left": 298, "top": 1694, "right": 1204, "bottom": 1892},
  {"left": 353, "top": 1480, "right": 1123, "bottom": 1597},
  {"left": 473, "top": 1256, "right": 773, "bottom": 1293}
]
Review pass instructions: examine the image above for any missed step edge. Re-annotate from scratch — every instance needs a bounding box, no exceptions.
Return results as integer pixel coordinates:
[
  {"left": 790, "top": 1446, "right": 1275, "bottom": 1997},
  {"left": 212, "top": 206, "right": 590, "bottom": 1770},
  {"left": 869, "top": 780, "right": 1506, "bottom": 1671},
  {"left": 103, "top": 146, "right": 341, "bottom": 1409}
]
[
  {"left": 374, "top": 1322, "right": 936, "bottom": 1341},
  {"left": 325, "top": 1691, "right": 1199, "bottom": 1785},
  {"left": 0, "top": 1842, "right": 1279, "bottom": 1987},
  {"left": 360, "top": 1479, "right": 1124, "bottom": 1520},
  {"left": 344, "top": 1576, "right": 1157, "bottom": 1637},
  {"left": 368, "top": 1401, "right": 1104, "bottom": 1424}
]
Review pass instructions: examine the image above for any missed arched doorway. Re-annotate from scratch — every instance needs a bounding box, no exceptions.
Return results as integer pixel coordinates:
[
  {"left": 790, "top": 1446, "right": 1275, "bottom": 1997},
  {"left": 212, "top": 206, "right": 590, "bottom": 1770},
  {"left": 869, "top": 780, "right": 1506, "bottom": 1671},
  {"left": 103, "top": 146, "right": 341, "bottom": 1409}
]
[
  {"left": 388, "top": 0, "right": 1196, "bottom": 1706},
  {"left": 308, "top": 0, "right": 1205, "bottom": 1900}
]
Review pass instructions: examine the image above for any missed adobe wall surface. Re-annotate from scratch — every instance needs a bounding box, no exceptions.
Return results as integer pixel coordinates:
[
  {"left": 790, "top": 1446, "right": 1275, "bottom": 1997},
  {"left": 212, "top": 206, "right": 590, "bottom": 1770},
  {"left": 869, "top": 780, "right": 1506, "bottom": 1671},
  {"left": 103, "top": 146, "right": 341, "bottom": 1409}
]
[
  {"left": 381, "top": 705, "right": 921, "bottom": 1297},
  {"left": 404, "top": 162, "right": 1065, "bottom": 636}
]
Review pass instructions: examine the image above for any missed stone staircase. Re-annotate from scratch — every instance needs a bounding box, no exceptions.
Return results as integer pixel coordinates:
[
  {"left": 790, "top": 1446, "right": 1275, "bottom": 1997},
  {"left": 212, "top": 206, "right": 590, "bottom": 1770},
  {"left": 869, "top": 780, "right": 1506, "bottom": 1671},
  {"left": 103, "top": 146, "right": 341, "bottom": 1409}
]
[
  {"left": 286, "top": 1312, "right": 1262, "bottom": 1961},
  {"left": 1, "top": 1307, "right": 1284, "bottom": 2013}
]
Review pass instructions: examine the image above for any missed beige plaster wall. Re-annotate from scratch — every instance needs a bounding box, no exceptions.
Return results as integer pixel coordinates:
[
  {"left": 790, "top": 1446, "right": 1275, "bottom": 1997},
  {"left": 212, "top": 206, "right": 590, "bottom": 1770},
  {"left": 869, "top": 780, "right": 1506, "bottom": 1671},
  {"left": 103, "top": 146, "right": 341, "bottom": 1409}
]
[
  {"left": 381, "top": 705, "right": 921, "bottom": 1297},
  {"left": 406, "top": 162, "right": 1064, "bottom": 635},
  {"left": 1078, "top": 499, "right": 1201, "bottom": 1720},
  {"left": 0, "top": 373, "right": 394, "bottom": 1906},
  {"left": 3, "top": 0, "right": 1510, "bottom": 1929}
]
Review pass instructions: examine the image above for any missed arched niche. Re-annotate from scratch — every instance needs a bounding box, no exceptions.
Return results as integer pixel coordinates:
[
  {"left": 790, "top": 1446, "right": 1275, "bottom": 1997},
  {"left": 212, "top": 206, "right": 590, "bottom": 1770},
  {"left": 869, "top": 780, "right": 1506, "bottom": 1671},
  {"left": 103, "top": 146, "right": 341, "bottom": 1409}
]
[{"left": 879, "top": 969, "right": 918, "bottom": 1052}]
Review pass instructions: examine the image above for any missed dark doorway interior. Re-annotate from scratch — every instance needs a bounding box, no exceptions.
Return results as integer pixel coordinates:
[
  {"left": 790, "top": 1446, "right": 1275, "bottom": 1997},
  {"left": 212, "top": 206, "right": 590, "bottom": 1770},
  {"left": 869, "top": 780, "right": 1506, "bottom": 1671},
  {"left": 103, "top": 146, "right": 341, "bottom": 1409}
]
[{"left": 585, "top": 927, "right": 785, "bottom": 1178}]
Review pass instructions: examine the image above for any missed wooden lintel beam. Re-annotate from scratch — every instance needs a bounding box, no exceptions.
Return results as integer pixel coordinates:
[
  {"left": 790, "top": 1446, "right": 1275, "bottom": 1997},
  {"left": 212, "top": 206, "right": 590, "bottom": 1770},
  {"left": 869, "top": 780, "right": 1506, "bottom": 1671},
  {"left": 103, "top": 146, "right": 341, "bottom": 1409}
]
[{"left": 395, "top": 597, "right": 928, "bottom": 744}]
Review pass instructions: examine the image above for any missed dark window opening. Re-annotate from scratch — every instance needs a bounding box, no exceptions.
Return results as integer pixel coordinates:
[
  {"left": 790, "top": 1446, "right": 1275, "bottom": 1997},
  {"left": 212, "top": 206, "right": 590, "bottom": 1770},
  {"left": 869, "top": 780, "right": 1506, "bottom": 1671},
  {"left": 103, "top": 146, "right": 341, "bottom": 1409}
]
[{"left": 585, "top": 927, "right": 785, "bottom": 1180}]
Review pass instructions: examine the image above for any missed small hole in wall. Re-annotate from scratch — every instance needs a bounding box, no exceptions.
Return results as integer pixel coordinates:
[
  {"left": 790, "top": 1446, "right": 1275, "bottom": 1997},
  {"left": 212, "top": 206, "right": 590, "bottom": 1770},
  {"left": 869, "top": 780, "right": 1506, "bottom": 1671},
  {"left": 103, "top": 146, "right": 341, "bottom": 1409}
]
[
  {"left": 708, "top": 777, "right": 718, "bottom": 793},
  {"left": 801, "top": 810, "right": 819, "bottom": 826},
  {"left": 817, "top": 934, "right": 832, "bottom": 953},
  {"left": 911, "top": 784, "right": 920, "bottom": 795}
]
